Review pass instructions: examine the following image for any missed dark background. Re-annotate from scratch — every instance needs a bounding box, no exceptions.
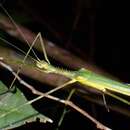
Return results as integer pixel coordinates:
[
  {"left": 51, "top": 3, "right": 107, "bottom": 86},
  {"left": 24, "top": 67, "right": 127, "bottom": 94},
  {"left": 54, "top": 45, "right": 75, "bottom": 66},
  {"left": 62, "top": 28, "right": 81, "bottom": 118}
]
[
  {"left": 0, "top": 0, "right": 130, "bottom": 130},
  {"left": 2, "top": 0, "right": 130, "bottom": 81}
]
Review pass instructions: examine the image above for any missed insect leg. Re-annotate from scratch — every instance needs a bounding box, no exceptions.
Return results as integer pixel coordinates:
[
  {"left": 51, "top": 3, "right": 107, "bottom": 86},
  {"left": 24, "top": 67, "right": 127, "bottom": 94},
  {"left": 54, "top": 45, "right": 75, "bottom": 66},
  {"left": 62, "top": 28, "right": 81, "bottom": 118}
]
[
  {"left": 38, "top": 32, "right": 50, "bottom": 64},
  {"left": 47, "top": 79, "right": 76, "bottom": 94},
  {"left": 9, "top": 32, "right": 43, "bottom": 89},
  {"left": 57, "top": 89, "right": 76, "bottom": 129},
  {"left": 102, "top": 93, "right": 110, "bottom": 112},
  {"left": 104, "top": 90, "right": 130, "bottom": 105}
]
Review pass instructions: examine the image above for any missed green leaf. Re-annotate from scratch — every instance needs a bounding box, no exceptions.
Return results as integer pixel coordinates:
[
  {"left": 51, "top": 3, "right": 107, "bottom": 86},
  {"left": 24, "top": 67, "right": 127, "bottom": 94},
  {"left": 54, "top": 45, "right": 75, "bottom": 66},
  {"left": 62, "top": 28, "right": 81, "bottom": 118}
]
[{"left": 0, "top": 81, "right": 53, "bottom": 129}]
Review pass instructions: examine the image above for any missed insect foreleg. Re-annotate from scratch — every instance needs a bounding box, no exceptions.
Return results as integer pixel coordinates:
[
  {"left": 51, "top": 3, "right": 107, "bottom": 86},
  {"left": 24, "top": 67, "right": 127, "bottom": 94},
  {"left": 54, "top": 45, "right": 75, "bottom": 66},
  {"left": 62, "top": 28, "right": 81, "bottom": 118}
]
[
  {"left": 38, "top": 32, "right": 50, "bottom": 64},
  {"left": 9, "top": 32, "right": 42, "bottom": 89}
]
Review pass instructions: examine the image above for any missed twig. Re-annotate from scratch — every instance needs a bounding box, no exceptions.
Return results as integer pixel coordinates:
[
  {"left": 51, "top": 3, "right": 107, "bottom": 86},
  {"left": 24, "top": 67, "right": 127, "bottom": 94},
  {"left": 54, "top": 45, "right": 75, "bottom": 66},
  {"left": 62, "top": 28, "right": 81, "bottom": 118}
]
[{"left": 0, "top": 60, "right": 111, "bottom": 130}]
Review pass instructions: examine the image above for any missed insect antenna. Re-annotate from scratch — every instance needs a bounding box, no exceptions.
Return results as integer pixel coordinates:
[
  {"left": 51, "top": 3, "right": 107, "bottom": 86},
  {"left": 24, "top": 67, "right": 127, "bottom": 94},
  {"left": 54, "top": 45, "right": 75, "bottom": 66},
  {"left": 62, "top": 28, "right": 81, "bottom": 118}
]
[{"left": 0, "top": 3, "right": 40, "bottom": 61}]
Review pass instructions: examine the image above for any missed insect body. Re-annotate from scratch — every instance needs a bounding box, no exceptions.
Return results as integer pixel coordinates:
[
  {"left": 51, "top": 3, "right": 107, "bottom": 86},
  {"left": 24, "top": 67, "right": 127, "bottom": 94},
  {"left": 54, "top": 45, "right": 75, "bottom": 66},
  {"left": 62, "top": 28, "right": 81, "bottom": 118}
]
[
  {"left": 36, "top": 60, "right": 130, "bottom": 105},
  {"left": 75, "top": 68, "right": 130, "bottom": 96}
]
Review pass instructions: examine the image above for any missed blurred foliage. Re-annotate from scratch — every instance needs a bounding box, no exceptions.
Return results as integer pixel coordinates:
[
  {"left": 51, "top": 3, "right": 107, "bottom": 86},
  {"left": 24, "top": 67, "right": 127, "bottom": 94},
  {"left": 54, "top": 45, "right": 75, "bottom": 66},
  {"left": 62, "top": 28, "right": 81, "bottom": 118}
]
[{"left": 0, "top": 81, "right": 52, "bottom": 129}]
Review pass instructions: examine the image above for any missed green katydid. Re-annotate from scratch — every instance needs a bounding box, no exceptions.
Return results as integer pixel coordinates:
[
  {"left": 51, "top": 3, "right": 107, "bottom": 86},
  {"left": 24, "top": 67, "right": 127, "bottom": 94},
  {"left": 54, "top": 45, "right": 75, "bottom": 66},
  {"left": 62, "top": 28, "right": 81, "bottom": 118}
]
[
  {"left": 1, "top": 30, "right": 130, "bottom": 105},
  {"left": 0, "top": 3, "right": 130, "bottom": 106}
]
